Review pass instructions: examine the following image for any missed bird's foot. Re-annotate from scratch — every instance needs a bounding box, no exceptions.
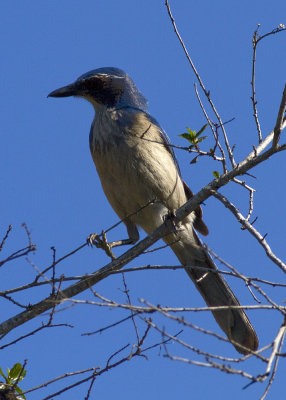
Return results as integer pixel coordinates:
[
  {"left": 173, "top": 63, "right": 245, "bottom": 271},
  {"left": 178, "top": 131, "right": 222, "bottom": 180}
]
[
  {"left": 163, "top": 210, "right": 178, "bottom": 235},
  {"left": 87, "top": 231, "right": 116, "bottom": 260}
]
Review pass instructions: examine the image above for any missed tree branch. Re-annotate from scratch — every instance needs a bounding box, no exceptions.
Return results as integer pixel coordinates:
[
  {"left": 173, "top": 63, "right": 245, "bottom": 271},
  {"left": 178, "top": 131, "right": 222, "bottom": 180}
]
[
  {"left": 165, "top": 0, "right": 236, "bottom": 167},
  {"left": 210, "top": 190, "right": 286, "bottom": 273},
  {"left": 0, "top": 115, "right": 285, "bottom": 336},
  {"left": 273, "top": 83, "right": 286, "bottom": 148}
]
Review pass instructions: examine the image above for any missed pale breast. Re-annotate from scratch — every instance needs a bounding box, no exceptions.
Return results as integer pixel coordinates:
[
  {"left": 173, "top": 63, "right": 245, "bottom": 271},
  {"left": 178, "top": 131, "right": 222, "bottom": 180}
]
[{"left": 89, "top": 107, "right": 190, "bottom": 231}]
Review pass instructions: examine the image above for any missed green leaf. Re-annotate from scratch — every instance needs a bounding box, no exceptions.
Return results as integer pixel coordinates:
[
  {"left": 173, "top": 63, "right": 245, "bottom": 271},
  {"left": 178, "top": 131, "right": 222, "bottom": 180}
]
[
  {"left": 186, "top": 127, "right": 197, "bottom": 138},
  {"left": 15, "top": 385, "right": 26, "bottom": 399},
  {"left": 9, "top": 363, "right": 23, "bottom": 379},
  {"left": 179, "top": 125, "right": 208, "bottom": 146},
  {"left": 196, "top": 123, "right": 208, "bottom": 137},
  {"left": 20, "top": 370, "right": 26, "bottom": 380},
  {"left": 0, "top": 367, "right": 7, "bottom": 381},
  {"left": 196, "top": 136, "right": 207, "bottom": 144},
  {"left": 179, "top": 133, "right": 193, "bottom": 141},
  {"left": 213, "top": 171, "right": 220, "bottom": 179},
  {"left": 6, "top": 368, "right": 11, "bottom": 384}
]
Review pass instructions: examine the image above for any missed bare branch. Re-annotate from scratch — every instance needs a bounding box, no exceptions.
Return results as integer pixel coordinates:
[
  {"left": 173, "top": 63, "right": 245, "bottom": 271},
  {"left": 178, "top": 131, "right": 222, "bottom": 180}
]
[
  {"left": 0, "top": 225, "right": 12, "bottom": 251},
  {"left": 165, "top": 0, "right": 236, "bottom": 168},
  {"left": 1, "top": 118, "right": 286, "bottom": 336},
  {"left": 121, "top": 273, "right": 140, "bottom": 344},
  {"left": 232, "top": 177, "right": 256, "bottom": 221},
  {"left": 35, "top": 243, "right": 87, "bottom": 282},
  {"left": 273, "top": 83, "right": 286, "bottom": 148},
  {"left": 251, "top": 24, "right": 286, "bottom": 143},
  {"left": 22, "top": 367, "right": 100, "bottom": 396},
  {"left": 194, "top": 83, "right": 227, "bottom": 170},
  {"left": 66, "top": 298, "right": 285, "bottom": 317},
  {"left": 206, "top": 247, "right": 285, "bottom": 314},
  {"left": 251, "top": 26, "right": 263, "bottom": 142},
  {"left": 210, "top": 189, "right": 286, "bottom": 273},
  {"left": 264, "top": 318, "right": 286, "bottom": 377},
  {"left": 0, "top": 244, "right": 36, "bottom": 268},
  {"left": 259, "top": 318, "right": 286, "bottom": 399}
]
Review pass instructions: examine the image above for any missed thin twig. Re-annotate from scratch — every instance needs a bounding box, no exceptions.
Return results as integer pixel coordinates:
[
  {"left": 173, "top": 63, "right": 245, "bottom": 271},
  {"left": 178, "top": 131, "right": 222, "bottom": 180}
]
[
  {"left": 273, "top": 83, "right": 286, "bottom": 148},
  {"left": 0, "top": 225, "right": 12, "bottom": 251},
  {"left": 211, "top": 189, "right": 286, "bottom": 273},
  {"left": 11, "top": 359, "right": 27, "bottom": 390},
  {"left": 34, "top": 243, "right": 87, "bottom": 282},
  {"left": 251, "top": 24, "right": 286, "bottom": 144},
  {"left": 251, "top": 25, "right": 263, "bottom": 142},
  {"left": 264, "top": 319, "right": 286, "bottom": 377},
  {"left": 232, "top": 178, "right": 256, "bottom": 221},
  {"left": 22, "top": 367, "right": 100, "bottom": 396},
  {"left": 165, "top": 0, "right": 236, "bottom": 167},
  {"left": 65, "top": 298, "right": 284, "bottom": 314},
  {"left": 259, "top": 318, "right": 286, "bottom": 399},
  {"left": 194, "top": 83, "right": 227, "bottom": 171},
  {"left": 0, "top": 245, "right": 36, "bottom": 268},
  {"left": 121, "top": 273, "right": 140, "bottom": 344},
  {"left": 207, "top": 246, "right": 285, "bottom": 314},
  {"left": 1, "top": 120, "right": 286, "bottom": 335}
]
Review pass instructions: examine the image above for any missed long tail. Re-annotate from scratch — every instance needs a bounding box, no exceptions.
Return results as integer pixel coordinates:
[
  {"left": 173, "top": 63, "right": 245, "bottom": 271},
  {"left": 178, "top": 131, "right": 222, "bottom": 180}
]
[{"left": 165, "top": 224, "right": 259, "bottom": 354}]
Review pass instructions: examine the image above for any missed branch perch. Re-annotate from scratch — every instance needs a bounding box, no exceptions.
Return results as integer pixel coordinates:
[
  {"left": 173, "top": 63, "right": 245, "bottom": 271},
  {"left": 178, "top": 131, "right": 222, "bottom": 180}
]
[{"left": 0, "top": 116, "right": 285, "bottom": 336}]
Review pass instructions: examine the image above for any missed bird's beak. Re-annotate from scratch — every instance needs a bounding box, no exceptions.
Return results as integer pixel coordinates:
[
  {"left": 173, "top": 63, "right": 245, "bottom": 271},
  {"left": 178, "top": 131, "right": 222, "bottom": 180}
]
[{"left": 47, "top": 83, "right": 79, "bottom": 98}]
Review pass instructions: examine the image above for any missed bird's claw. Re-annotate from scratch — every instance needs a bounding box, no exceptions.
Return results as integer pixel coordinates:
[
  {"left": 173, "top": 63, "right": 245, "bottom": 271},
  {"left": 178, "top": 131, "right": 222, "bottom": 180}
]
[
  {"left": 163, "top": 210, "right": 178, "bottom": 234},
  {"left": 87, "top": 233, "right": 101, "bottom": 247},
  {"left": 87, "top": 231, "right": 116, "bottom": 260}
]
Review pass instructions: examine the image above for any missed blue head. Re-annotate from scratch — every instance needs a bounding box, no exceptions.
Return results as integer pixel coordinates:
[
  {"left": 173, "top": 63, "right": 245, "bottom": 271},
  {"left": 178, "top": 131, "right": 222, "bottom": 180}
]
[{"left": 48, "top": 67, "right": 147, "bottom": 111}]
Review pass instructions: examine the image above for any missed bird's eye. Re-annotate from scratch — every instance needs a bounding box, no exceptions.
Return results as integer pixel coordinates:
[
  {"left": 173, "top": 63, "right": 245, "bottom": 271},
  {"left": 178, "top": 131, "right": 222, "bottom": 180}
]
[{"left": 84, "top": 77, "right": 105, "bottom": 92}]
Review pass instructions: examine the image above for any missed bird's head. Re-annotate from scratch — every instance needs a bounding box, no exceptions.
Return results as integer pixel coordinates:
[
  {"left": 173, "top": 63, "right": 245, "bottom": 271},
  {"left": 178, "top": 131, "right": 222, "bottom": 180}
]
[{"left": 48, "top": 67, "right": 147, "bottom": 111}]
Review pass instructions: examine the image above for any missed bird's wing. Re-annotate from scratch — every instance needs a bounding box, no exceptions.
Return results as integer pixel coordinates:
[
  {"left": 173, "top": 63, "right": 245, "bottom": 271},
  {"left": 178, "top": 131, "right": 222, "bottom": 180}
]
[{"left": 144, "top": 112, "right": 208, "bottom": 236}]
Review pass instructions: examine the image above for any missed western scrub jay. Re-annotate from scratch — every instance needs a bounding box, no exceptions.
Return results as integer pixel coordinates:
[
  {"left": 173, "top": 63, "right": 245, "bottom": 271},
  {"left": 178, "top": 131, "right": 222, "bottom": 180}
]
[{"left": 48, "top": 67, "right": 258, "bottom": 354}]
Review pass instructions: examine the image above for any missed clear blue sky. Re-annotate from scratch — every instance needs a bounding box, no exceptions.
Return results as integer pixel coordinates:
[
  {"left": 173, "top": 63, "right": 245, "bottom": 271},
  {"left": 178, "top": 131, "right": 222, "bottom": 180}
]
[{"left": 1, "top": 1, "right": 286, "bottom": 399}]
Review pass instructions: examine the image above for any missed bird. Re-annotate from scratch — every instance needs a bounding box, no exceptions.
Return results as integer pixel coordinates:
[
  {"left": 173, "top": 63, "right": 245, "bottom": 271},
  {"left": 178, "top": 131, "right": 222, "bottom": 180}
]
[{"left": 48, "top": 67, "right": 258, "bottom": 354}]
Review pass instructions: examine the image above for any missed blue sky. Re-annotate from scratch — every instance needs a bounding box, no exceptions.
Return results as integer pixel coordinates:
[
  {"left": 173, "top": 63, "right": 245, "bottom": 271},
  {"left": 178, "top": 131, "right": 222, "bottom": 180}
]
[{"left": 1, "top": 1, "right": 286, "bottom": 399}]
